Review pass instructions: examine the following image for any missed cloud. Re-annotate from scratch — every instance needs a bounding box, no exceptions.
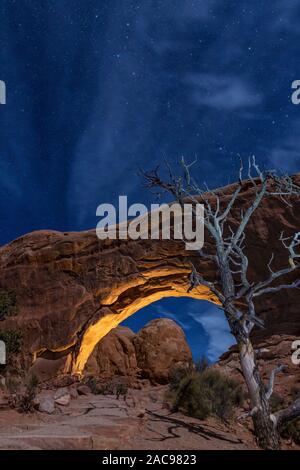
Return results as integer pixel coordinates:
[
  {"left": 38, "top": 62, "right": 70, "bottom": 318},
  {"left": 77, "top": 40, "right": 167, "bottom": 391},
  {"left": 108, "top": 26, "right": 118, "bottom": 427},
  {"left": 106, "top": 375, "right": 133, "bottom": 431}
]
[
  {"left": 186, "top": 303, "right": 235, "bottom": 362},
  {"left": 123, "top": 297, "right": 234, "bottom": 362},
  {"left": 146, "top": 303, "right": 192, "bottom": 331},
  {"left": 268, "top": 120, "right": 300, "bottom": 174},
  {"left": 146, "top": 299, "right": 235, "bottom": 362},
  {"left": 185, "top": 73, "right": 262, "bottom": 111}
]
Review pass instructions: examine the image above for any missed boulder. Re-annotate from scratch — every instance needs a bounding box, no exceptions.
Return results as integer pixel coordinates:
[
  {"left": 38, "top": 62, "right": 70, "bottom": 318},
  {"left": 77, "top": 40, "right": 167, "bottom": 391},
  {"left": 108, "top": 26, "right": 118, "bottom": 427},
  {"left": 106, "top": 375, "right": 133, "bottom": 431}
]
[
  {"left": 54, "top": 387, "right": 69, "bottom": 400},
  {"left": 0, "top": 394, "right": 9, "bottom": 409},
  {"left": 54, "top": 387, "right": 70, "bottom": 406},
  {"left": 69, "top": 386, "right": 78, "bottom": 399},
  {"left": 38, "top": 396, "right": 55, "bottom": 414},
  {"left": 85, "top": 319, "right": 192, "bottom": 384},
  {"left": 77, "top": 384, "right": 91, "bottom": 396},
  {"left": 55, "top": 394, "right": 70, "bottom": 406},
  {"left": 133, "top": 318, "right": 192, "bottom": 384},
  {"left": 85, "top": 326, "right": 137, "bottom": 378}
]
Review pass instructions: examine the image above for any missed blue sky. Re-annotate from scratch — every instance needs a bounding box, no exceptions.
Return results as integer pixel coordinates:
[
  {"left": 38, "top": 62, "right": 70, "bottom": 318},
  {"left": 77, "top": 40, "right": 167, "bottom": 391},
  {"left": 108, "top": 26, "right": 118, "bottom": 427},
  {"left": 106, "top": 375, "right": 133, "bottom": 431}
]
[
  {"left": 123, "top": 298, "right": 235, "bottom": 363},
  {"left": 1, "top": 1, "right": 300, "bottom": 360}
]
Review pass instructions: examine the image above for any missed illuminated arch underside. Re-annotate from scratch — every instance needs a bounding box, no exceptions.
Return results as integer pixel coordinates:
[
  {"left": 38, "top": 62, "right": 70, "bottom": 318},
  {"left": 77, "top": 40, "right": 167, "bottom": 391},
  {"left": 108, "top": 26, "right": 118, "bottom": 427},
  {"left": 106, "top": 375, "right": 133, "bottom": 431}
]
[{"left": 72, "top": 283, "right": 218, "bottom": 374}]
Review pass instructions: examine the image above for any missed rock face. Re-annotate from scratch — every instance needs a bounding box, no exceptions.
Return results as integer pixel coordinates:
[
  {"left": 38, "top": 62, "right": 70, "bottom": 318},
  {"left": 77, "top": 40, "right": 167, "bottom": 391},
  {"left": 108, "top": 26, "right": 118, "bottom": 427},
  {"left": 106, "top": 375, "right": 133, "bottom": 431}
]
[
  {"left": 86, "top": 319, "right": 192, "bottom": 384},
  {"left": 134, "top": 319, "right": 192, "bottom": 383},
  {"left": 85, "top": 326, "right": 138, "bottom": 379},
  {"left": 28, "top": 357, "right": 68, "bottom": 382},
  {"left": 0, "top": 176, "right": 299, "bottom": 374},
  {"left": 217, "top": 335, "right": 300, "bottom": 404}
]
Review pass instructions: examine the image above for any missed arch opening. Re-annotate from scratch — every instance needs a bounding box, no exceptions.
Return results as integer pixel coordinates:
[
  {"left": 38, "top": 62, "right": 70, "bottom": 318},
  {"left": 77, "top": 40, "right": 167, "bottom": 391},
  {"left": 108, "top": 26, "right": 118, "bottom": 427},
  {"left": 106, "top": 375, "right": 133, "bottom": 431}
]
[
  {"left": 122, "top": 297, "right": 235, "bottom": 364},
  {"left": 71, "top": 282, "right": 233, "bottom": 375}
]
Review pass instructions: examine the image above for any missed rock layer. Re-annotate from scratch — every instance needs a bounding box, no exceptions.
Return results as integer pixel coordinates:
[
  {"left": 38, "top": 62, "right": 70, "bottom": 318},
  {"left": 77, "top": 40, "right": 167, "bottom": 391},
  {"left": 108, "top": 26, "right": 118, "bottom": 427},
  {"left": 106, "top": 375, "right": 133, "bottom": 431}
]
[{"left": 0, "top": 176, "right": 299, "bottom": 374}]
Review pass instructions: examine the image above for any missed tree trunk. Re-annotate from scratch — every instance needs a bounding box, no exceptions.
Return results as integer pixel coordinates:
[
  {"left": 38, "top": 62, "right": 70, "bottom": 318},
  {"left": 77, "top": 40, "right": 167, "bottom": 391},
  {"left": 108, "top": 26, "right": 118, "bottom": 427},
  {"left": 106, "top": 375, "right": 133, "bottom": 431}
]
[
  {"left": 252, "top": 403, "right": 280, "bottom": 450},
  {"left": 238, "top": 339, "right": 280, "bottom": 449}
]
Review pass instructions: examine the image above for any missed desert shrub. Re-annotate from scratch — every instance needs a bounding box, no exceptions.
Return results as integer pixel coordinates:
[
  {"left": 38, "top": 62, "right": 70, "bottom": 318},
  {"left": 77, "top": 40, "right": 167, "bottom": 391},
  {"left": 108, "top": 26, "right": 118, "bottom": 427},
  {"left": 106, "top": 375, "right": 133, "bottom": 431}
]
[
  {"left": 27, "top": 373, "right": 39, "bottom": 391},
  {"left": 169, "top": 364, "right": 191, "bottom": 391},
  {"left": 87, "top": 378, "right": 116, "bottom": 396},
  {"left": 169, "top": 357, "right": 209, "bottom": 391},
  {"left": 0, "top": 329, "right": 23, "bottom": 354},
  {"left": 8, "top": 374, "right": 39, "bottom": 413},
  {"left": 0, "top": 290, "right": 17, "bottom": 320},
  {"left": 281, "top": 419, "right": 300, "bottom": 445},
  {"left": 291, "top": 386, "right": 300, "bottom": 401},
  {"left": 115, "top": 382, "right": 128, "bottom": 399},
  {"left": 171, "top": 368, "right": 244, "bottom": 422},
  {"left": 93, "top": 378, "right": 128, "bottom": 398},
  {"left": 271, "top": 386, "right": 300, "bottom": 445},
  {"left": 5, "top": 377, "right": 20, "bottom": 394},
  {"left": 269, "top": 391, "right": 300, "bottom": 445},
  {"left": 18, "top": 374, "right": 39, "bottom": 413},
  {"left": 194, "top": 356, "right": 210, "bottom": 373},
  {"left": 86, "top": 376, "right": 99, "bottom": 394},
  {"left": 269, "top": 392, "right": 285, "bottom": 413},
  {"left": 95, "top": 381, "right": 115, "bottom": 395}
]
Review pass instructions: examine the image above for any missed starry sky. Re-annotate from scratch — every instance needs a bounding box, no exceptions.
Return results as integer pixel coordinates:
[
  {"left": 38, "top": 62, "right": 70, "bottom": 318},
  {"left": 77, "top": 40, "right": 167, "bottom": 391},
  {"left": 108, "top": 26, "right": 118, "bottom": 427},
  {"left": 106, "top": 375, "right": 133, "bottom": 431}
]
[{"left": 1, "top": 1, "right": 300, "bottom": 361}]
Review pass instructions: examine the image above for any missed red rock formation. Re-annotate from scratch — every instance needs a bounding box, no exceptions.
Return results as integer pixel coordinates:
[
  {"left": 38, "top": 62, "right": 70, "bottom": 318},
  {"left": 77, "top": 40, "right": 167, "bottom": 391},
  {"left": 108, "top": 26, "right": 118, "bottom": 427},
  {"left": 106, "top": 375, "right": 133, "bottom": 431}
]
[
  {"left": 85, "top": 319, "right": 192, "bottom": 384},
  {"left": 0, "top": 176, "right": 299, "bottom": 374},
  {"left": 217, "top": 334, "right": 300, "bottom": 406},
  {"left": 133, "top": 318, "right": 192, "bottom": 383},
  {"left": 85, "top": 326, "right": 138, "bottom": 379}
]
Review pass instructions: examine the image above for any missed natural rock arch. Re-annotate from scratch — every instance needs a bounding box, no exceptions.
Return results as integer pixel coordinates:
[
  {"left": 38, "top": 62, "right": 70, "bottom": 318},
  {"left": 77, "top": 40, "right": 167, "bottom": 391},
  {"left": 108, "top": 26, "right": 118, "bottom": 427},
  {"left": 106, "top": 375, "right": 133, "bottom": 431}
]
[
  {"left": 0, "top": 177, "right": 299, "bottom": 375},
  {"left": 72, "top": 275, "right": 218, "bottom": 374}
]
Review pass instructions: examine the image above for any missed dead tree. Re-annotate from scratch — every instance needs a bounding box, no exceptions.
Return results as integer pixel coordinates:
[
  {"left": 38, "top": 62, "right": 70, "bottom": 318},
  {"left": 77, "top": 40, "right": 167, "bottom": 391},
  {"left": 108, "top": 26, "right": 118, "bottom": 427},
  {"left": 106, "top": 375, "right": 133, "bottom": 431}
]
[{"left": 142, "top": 157, "right": 300, "bottom": 449}]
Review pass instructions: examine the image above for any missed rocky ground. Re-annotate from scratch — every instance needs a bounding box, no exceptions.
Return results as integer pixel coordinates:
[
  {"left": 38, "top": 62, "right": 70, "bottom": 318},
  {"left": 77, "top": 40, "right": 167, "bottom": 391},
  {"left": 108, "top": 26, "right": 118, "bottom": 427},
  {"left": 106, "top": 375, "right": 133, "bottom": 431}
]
[
  {"left": 0, "top": 318, "right": 256, "bottom": 450},
  {"left": 0, "top": 384, "right": 258, "bottom": 451},
  {"left": 1, "top": 321, "right": 300, "bottom": 450}
]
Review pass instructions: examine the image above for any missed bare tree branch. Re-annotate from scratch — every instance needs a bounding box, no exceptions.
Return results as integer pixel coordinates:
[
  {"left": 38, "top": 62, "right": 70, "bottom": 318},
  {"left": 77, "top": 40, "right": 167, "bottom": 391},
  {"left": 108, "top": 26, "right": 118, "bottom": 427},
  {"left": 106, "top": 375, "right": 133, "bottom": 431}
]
[
  {"left": 266, "top": 365, "right": 287, "bottom": 400},
  {"left": 188, "top": 264, "right": 225, "bottom": 303},
  {"left": 275, "top": 398, "right": 300, "bottom": 428},
  {"left": 237, "top": 406, "right": 258, "bottom": 421},
  {"left": 142, "top": 156, "right": 300, "bottom": 449}
]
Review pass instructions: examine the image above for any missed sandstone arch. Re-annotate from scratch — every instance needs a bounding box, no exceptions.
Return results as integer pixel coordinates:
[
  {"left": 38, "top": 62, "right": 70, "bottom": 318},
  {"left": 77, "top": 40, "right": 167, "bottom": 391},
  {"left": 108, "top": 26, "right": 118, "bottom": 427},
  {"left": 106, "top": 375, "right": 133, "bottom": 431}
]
[
  {"left": 0, "top": 177, "right": 299, "bottom": 374},
  {"left": 72, "top": 272, "right": 219, "bottom": 374}
]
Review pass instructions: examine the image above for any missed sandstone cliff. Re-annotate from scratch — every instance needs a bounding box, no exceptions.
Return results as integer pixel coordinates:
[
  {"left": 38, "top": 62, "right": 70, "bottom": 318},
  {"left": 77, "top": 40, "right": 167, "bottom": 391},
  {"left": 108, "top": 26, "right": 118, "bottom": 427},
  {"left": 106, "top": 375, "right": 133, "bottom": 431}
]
[
  {"left": 0, "top": 175, "right": 299, "bottom": 374},
  {"left": 26, "top": 318, "right": 192, "bottom": 384}
]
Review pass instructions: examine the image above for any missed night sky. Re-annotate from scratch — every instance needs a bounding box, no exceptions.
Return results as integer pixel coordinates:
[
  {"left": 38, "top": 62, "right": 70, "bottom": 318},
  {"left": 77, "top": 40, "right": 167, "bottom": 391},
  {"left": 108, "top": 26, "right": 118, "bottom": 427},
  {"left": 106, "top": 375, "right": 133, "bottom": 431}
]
[{"left": 1, "top": 1, "right": 300, "bottom": 361}]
